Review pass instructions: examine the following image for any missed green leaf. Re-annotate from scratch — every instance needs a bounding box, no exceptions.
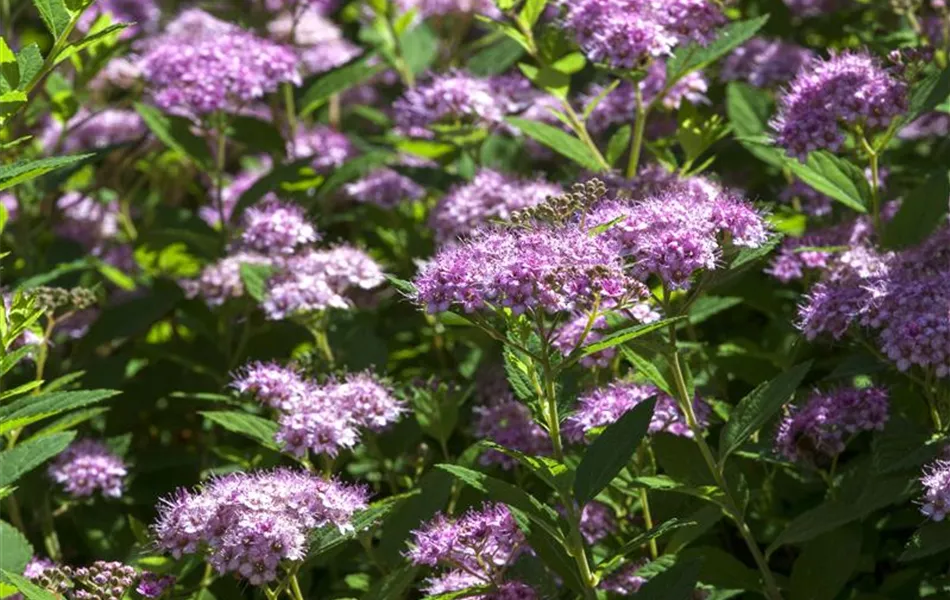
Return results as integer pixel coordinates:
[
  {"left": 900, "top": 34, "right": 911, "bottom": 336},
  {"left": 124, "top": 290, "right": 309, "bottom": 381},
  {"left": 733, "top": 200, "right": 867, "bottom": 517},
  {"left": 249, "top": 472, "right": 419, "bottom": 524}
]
[
  {"left": 900, "top": 520, "right": 950, "bottom": 561},
  {"left": 481, "top": 442, "right": 571, "bottom": 492},
  {"left": 725, "top": 82, "right": 771, "bottom": 137},
  {"left": 0, "top": 345, "right": 37, "bottom": 378},
  {"left": 384, "top": 274, "right": 416, "bottom": 296},
  {"left": 503, "top": 345, "right": 535, "bottom": 402},
  {"left": 519, "top": 0, "right": 548, "bottom": 26},
  {"left": 0, "top": 389, "right": 121, "bottom": 436},
  {"left": 400, "top": 23, "right": 439, "bottom": 76},
  {"left": 436, "top": 464, "right": 563, "bottom": 540},
  {"left": 511, "top": 507, "right": 586, "bottom": 597},
  {"left": 573, "top": 398, "right": 656, "bottom": 505},
  {"left": 16, "top": 44, "right": 43, "bottom": 89},
  {"left": 300, "top": 56, "right": 386, "bottom": 116},
  {"left": 767, "top": 472, "right": 914, "bottom": 552},
  {"left": 34, "top": 407, "right": 109, "bottom": 438},
  {"left": 2, "top": 571, "right": 58, "bottom": 600},
  {"left": 0, "top": 380, "right": 44, "bottom": 401},
  {"left": 685, "top": 296, "right": 743, "bottom": 326},
  {"left": 0, "top": 38, "right": 18, "bottom": 91},
  {"left": 0, "top": 154, "right": 94, "bottom": 192},
  {"left": 635, "top": 557, "right": 704, "bottom": 600},
  {"left": 0, "top": 431, "right": 76, "bottom": 488},
  {"left": 605, "top": 125, "right": 632, "bottom": 167},
  {"left": 134, "top": 103, "right": 212, "bottom": 168},
  {"left": 315, "top": 151, "right": 391, "bottom": 200},
  {"left": 239, "top": 263, "right": 276, "bottom": 303},
  {"left": 580, "top": 317, "right": 684, "bottom": 356},
  {"left": 790, "top": 525, "right": 862, "bottom": 600},
  {"left": 32, "top": 0, "right": 72, "bottom": 37},
  {"left": 900, "top": 66, "right": 950, "bottom": 128},
  {"left": 200, "top": 411, "right": 280, "bottom": 451},
  {"left": 667, "top": 16, "right": 768, "bottom": 83},
  {"left": 230, "top": 156, "right": 316, "bottom": 223},
  {"left": 735, "top": 138, "right": 870, "bottom": 212},
  {"left": 0, "top": 520, "right": 33, "bottom": 574},
  {"left": 0, "top": 90, "right": 26, "bottom": 119},
  {"left": 506, "top": 117, "right": 605, "bottom": 172},
  {"left": 718, "top": 361, "right": 812, "bottom": 462},
  {"left": 467, "top": 37, "right": 524, "bottom": 76},
  {"left": 377, "top": 472, "right": 453, "bottom": 566},
  {"left": 597, "top": 518, "right": 696, "bottom": 576},
  {"left": 882, "top": 170, "right": 950, "bottom": 249},
  {"left": 53, "top": 23, "right": 128, "bottom": 66},
  {"left": 227, "top": 116, "right": 286, "bottom": 155}
]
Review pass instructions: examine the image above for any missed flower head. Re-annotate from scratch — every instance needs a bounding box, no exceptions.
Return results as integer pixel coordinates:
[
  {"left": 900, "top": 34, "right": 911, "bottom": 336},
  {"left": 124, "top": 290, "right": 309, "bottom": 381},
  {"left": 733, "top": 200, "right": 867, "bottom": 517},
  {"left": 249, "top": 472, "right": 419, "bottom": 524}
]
[
  {"left": 231, "top": 362, "right": 310, "bottom": 411},
  {"left": 343, "top": 168, "right": 425, "bottom": 208},
  {"left": 772, "top": 52, "right": 907, "bottom": 160},
  {"left": 48, "top": 439, "right": 127, "bottom": 498},
  {"left": 473, "top": 395, "right": 550, "bottom": 469},
  {"left": 240, "top": 199, "right": 320, "bottom": 256},
  {"left": 182, "top": 252, "right": 273, "bottom": 306},
  {"left": 921, "top": 460, "right": 950, "bottom": 521},
  {"left": 721, "top": 38, "right": 815, "bottom": 87},
  {"left": 142, "top": 28, "right": 300, "bottom": 116},
  {"left": 430, "top": 170, "right": 561, "bottom": 243},
  {"left": 78, "top": 0, "right": 161, "bottom": 38},
  {"left": 775, "top": 386, "right": 889, "bottom": 463},
  {"left": 136, "top": 572, "right": 176, "bottom": 598},
  {"left": 289, "top": 125, "right": 356, "bottom": 170},
  {"left": 153, "top": 469, "right": 368, "bottom": 584},
  {"left": 564, "top": 381, "right": 709, "bottom": 442},
  {"left": 394, "top": 71, "right": 506, "bottom": 138},
  {"left": 41, "top": 109, "right": 146, "bottom": 154}
]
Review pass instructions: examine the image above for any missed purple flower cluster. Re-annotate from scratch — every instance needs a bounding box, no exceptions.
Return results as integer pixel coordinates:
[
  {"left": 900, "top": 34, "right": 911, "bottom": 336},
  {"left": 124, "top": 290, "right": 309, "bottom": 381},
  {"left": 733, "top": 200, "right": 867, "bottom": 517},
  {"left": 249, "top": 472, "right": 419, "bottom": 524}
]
[
  {"left": 397, "top": 0, "right": 501, "bottom": 17},
  {"left": 600, "top": 559, "right": 708, "bottom": 598},
  {"left": 772, "top": 52, "right": 907, "bottom": 160},
  {"left": 141, "top": 27, "right": 300, "bottom": 116},
  {"left": 200, "top": 159, "right": 274, "bottom": 226},
  {"left": 775, "top": 386, "right": 889, "bottom": 463},
  {"left": 41, "top": 109, "right": 146, "bottom": 154},
  {"left": 783, "top": 0, "right": 848, "bottom": 17},
  {"left": 182, "top": 252, "right": 273, "bottom": 306},
  {"left": 920, "top": 460, "right": 950, "bottom": 521},
  {"left": 234, "top": 364, "right": 404, "bottom": 456},
  {"left": 78, "top": 0, "right": 161, "bottom": 38},
  {"left": 394, "top": 71, "right": 505, "bottom": 138},
  {"left": 289, "top": 125, "right": 356, "bottom": 170},
  {"left": 577, "top": 501, "right": 617, "bottom": 544},
  {"left": 564, "top": 0, "right": 723, "bottom": 70},
  {"left": 267, "top": 8, "right": 361, "bottom": 76},
  {"left": 721, "top": 38, "right": 815, "bottom": 87},
  {"left": 430, "top": 170, "right": 561, "bottom": 242},
  {"left": 48, "top": 439, "right": 127, "bottom": 499},
  {"left": 552, "top": 306, "right": 660, "bottom": 367},
  {"left": 343, "top": 168, "right": 425, "bottom": 208},
  {"left": 153, "top": 469, "right": 368, "bottom": 584},
  {"left": 26, "top": 560, "right": 138, "bottom": 600},
  {"left": 586, "top": 64, "right": 709, "bottom": 134},
  {"left": 240, "top": 199, "right": 320, "bottom": 255},
  {"left": 564, "top": 381, "right": 710, "bottom": 442},
  {"left": 262, "top": 246, "right": 385, "bottom": 319},
  {"left": 408, "top": 503, "right": 533, "bottom": 598},
  {"left": 136, "top": 572, "right": 176, "bottom": 599},
  {"left": 590, "top": 182, "right": 769, "bottom": 289},
  {"left": 413, "top": 222, "right": 646, "bottom": 315},
  {"left": 473, "top": 395, "right": 550, "bottom": 469},
  {"left": 798, "top": 227, "right": 950, "bottom": 376},
  {"left": 56, "top": 193, "right": 120, "bottom": 250}
]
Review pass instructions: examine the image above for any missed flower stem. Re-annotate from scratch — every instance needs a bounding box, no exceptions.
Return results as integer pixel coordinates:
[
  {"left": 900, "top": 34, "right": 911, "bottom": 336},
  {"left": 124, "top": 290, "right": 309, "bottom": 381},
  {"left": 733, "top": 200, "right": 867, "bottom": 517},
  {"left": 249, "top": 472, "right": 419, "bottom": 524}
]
[
  {"left": 861, "top": 137, "right": 882, "bottom": 235},
  {"left": 625, "top": 86, "right": 648, "bottom": 178},
  {"left": 666, "top": 337, "right": 783, "bottom": 600},
  {"left": 638, "top": 488, "right": 659, "bottom": 560},
  {"left": 214, "top": 117, "right": 229, "bottom": 240},
  {"left": 288, "top": 573, "right": 305, "bottom": 600}
]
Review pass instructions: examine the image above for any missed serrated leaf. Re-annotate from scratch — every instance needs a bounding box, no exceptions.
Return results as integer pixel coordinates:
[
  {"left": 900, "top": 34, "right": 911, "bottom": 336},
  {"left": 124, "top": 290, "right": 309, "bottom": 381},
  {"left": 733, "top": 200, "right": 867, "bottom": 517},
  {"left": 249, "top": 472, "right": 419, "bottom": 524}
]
[
  {"left": 0, "top": 154, "right": 94, "bottom": 192},
  {"left": 134, "top": 103, "right": 212, "bottom": 168},
  {"left": 0, "top": 389, "right": 121, "bottom": 436},
  {"left": 510, "top": 507, "right": 587, "bottom": 596},
  {"left": 0, "top": 345, "right": 37, "bottom": 378},
  {"left": 900, "top": 520, "right": 950, "bottom": 561},
  {"left": 900, "top": 66, "right": 950, "bottom": 128},
  {"left": 767, "top": 472, "right": 914, "bottom": 552},
  {"left": 0, "top": 431, "right": 76, "bottom": 487},
  {"left": 363, "top": 565, "right": 419, "bottom": 600},
  {"left": 0, "top": 520, "right": 33, "bottom": 574},
  {"left": 503, "top": 345, "right": 535, "bottom": 402},
  {"left": 467, "top": 37, "right": 524, "bottom": 76},
  {"left": 300, "top": 56, "right": 385, "bottom": 116},
  {"left": 725, "top": 82, "right": 771, "bottom": 137},
  {"left": 718, "top": 361, "right": 811, "bottom": 462},
  {"left": 16, "top": 45, "right": 43, "bottom": 89},
  {"left": 790, "top": 525, "right": 862, "bottom": 600},
  {"left": 666, "top": 16, "right": 768, "bottom": 83},
  {"left": 200, "top": 411, "right": 280, "bottom": 451},
  {"left": 53, "top": 23, "right": 128, "bottom": 66},
  {"left": 310, "top": 491, "right": 418, "bottom": 564},
  {"left": 34, "top": 407, "right": 109, "bottom": 438},
  {"left": 619, "top": 347, "right": 675, "bottom": 396},
  {"left": 2, "top": 571, "right": 58, "bottom": 600},
  {"left": 481, "top": 442, "right": 571, "bottom": 492},
  {"left": 506, "top": 117, "right": 605, "bottom": 172},
  {"left": 0, "top": 380, "right": 44, "bottom": 401},
  {"left": 239, "top": 263, "right": 276, "bottom": 303},
  {"left": 605, "top": 125, "right": 631, "bottom": 167},
  {"left": 384, "top": 274, "right": 416, "bottom": 297},
  {"left": 635, "top": 557, "right": 704, "bottom": 600},
  {"left": 400, "top": 23, "right": 438, "bottom": 76},
  {"left": 882, "top": 170, "right": 950, "bottom": 249},
  {"left": 32, "top": 0, "right": 72, "bottom": 37},
  {"left": 580, "top": 317, "right": 684, "bottom": 356},
  {"left": 597, "top": 518, "right": 696, "bottom": 576},
  {"left": 574, "top": 398, "right": 656, "bottom": 505},
  {"left": 0, "top": 38, "right": 17, "bottom": 91}
]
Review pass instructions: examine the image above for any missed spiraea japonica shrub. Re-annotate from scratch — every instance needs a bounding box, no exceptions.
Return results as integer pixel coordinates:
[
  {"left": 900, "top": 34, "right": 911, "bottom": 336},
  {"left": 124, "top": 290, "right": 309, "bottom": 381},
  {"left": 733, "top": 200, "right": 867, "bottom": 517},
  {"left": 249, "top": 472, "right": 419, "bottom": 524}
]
[{"left": 3, "top": 0, "right": 950, "bottom": 598}]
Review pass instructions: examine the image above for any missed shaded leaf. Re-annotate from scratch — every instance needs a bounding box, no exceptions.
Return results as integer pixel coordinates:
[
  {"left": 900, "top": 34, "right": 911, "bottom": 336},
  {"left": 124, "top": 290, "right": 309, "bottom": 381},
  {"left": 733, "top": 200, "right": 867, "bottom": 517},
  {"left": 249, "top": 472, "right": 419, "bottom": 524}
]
[
  {"left": 200, "top": 411, "right": 280, "bottom": 451},
  {"left": 0, "top": 520, "right": 33, "bottom": 574},
  {"left": 790, "top": 525, "right": 862, "bottom": 600},
  {"left": 882, "top": 170, "right": 950, "bottom": 249},
  {"left": 507, "top": 117, "right": 605, "bottom": 172},
  {"left": 574, "top": 398, "right": 657, "bottom": 505},
  {"left": 667, "top": 17, "right": 768, "bottom": 83},
  {"left": 900, "top": 520, "right": 950, "bottom": 561},
  {"left": 0, "top": 389, "right": 120, "bottom": 436},
  {"left": 0, "top": 154, "right": 94, "bottom": 192},
  {"left": 0, "top": 431, "right": 76, "bottom": 488}
]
